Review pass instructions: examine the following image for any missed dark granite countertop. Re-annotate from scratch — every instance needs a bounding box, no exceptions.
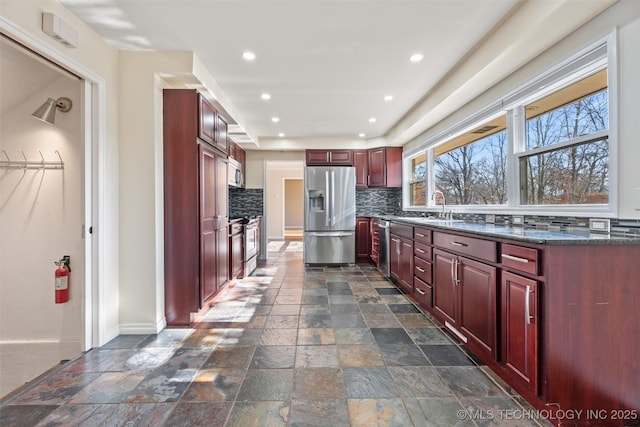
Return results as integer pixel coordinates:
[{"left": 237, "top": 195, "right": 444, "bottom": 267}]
[{"left": 379, "top": 216, "right": 640, "bottom": 245}]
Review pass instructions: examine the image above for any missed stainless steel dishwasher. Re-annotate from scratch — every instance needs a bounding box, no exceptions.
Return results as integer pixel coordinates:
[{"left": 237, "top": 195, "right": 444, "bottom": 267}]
[{"left": 378, "top": 220, "right": 391, "bottom": 277}]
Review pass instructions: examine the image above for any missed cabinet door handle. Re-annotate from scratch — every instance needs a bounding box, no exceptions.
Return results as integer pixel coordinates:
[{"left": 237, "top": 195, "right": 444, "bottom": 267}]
[
  {"left": 525, "top": 285, "right": 533, "bottom": 325},
  {"left": 502, "top": 254, "right": 530, "bottom": 264},
  {"left": 450, "top": 241, "right": 467, "bottom": 247},
  {"left": 367, "top": 175, "right": 370, "bottom": 186},
  {"left": 450, "top": 259, "right": 456, "bottom": 286},
  {"left": 454, "top": 259, "right": 460, "bottom": 285},
  {"left": 416, "top": 267, "right": 425, "bottom": 273},
  {"left": 416, "top": 288, "right": 426, "bottom": 296},
  {"left": 416, "top": 248, "right": 425, "bottom": 253}
]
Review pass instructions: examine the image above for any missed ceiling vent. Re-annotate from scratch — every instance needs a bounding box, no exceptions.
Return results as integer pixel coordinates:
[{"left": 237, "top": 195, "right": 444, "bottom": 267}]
[
  {"left": 42, "top": 12, "right": 77, "bottom": 48},
  {"left": 471, "top": 125, "right": 498, "bottom": 134}
]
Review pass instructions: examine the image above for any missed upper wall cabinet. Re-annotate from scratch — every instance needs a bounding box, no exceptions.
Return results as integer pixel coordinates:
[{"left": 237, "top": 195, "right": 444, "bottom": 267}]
[
  {"left": 198, "top": 94, "right": 216, "bottom": 146},
  {"left": 216, "top": 114, "right": 229, "bottom": 154},
  {"left": 355, "top": 146, "right": 402, "bottom": 188},
  {"left": 197, "top": 93, "right": 228, "bottom": 154},
  {"left": 305, "top": 149, "right": 354, "bottom": 166}
]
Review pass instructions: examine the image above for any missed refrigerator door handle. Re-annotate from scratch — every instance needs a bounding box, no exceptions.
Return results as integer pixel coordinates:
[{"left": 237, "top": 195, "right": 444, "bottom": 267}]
[
  {"left": 325, "top": 171, "right": 331, "bottom": 226},
  {"left": 331, "top": 170, "right": 336, "bottom": 225},
  {"left": 307, "top": 232, "right": 353, "bottom": 237}
]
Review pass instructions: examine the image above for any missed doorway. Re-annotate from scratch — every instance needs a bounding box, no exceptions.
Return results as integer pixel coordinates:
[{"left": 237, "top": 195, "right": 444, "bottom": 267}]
[
  {"left": 284, "top": 179, "right": 303, "bottom": 240},
  {"left": 0, "top": 32, "right": 96, "bottom": 398}
]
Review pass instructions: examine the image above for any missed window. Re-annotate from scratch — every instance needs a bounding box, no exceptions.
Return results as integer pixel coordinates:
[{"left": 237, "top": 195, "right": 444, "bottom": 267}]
[
  {"left": 434, "top": 115, "right": 507, "bottom": 205},
  {"left": 402, "top": 38, "right": 613, "bottom": 213},
  {"left": 520, "top": 70, "right": 608, "bottom": 205},
  {"left": 409, "top": 153, "right": 427, "bottom": 205}
]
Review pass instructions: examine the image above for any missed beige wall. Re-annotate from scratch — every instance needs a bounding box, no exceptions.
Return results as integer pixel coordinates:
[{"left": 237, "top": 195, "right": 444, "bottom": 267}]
[
  {"left": 1, "top": 0, "right": 121, "bottom": 344},
  {"left": 285, "top": 180, "right": 304, "bottom": 229}
]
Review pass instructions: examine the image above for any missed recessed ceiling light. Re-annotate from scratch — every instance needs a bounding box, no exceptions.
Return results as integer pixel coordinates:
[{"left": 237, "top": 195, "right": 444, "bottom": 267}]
[
  {"left": 384, "top": 95, "right": 393, "bottom": 101},
  {"left": 278, "top": 133, "right": 285, "bottom": 137},
  {"left": 368, "top": 117, "right": 377, "bottom": 123},
  {"left": 409, "top": 53, "right": 423, "bottom": 63},
  {"left": 242, "top": 51, "right": 256, "bottom": 61},
  {"left": 261, "top": 93, "right": 271, "bottom": 100},
  {"left": 358, "top": 133, "right": 366, "bottom": 138},
  {"left": 271, "top": 117, "right": 280, "bottom": 123}
]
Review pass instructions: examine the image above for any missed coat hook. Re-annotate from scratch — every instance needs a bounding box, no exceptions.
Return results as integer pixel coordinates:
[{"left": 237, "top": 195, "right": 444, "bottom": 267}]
[
  {"left": 20, "top": 150, "right": 28, "bottom": 169},
  {"left": 38, "top": 150, "right": 46, "bottom": 169}
]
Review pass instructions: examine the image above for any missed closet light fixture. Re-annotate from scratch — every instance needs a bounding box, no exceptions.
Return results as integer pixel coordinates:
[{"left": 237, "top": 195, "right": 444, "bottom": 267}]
[{"left": 31, "top": 97, "right": 72, "bottom": 125}]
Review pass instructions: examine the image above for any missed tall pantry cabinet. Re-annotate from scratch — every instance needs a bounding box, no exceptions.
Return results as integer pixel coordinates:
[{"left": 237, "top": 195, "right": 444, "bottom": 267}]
[{"left": 163, "top": 89, "right": 229, "bottom": 326}]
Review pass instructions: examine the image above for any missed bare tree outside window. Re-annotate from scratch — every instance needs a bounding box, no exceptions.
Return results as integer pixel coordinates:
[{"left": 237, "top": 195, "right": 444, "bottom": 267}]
[
  {"left": 522, "top": 90, "right": 609, "bottom": 204},
  {"left": 435, "top": 130, "right": 508, "bottom": 205}
]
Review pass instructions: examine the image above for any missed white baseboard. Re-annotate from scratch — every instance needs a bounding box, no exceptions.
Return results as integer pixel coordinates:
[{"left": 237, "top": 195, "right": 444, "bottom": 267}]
[{"left": 118, "top": 320, "right": 166, "bottom": 335}]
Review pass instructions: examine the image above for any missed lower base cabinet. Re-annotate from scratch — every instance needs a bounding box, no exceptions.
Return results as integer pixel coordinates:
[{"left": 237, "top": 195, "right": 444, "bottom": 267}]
[
  {"left": 501, "top": 271, "right": 539, "bottom": 395},
  {"left": 433, "top": 248, "right": 497, "bottom": 360}
]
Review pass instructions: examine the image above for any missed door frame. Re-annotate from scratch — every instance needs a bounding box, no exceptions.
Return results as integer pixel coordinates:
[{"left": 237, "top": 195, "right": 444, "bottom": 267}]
[{"left": 1, "top": 18, "right": 106, "bottom": 350}]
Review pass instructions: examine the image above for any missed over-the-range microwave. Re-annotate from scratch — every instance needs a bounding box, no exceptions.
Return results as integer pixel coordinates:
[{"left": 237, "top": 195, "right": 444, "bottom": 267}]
[{"left": 228, "top": 158, "right": 243, "bottom": 187}]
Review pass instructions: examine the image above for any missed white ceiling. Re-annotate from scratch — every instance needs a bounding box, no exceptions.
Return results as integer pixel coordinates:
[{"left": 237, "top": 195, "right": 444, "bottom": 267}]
[
  {"left": 58, "top": 0, "right": 520, "bottom": 142},
  {"left": 55, "top": 0, "right": 616, "bottom": 149}
]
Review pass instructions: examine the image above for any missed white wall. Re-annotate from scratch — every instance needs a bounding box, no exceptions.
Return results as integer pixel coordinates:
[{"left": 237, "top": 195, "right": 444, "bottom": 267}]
[
  {"left": 117, "top": 50, "right": 196, "bottom": 333},
  {"left": 285, "top": 180, "right": 304, "bottom": 229},
  {"left": 0, "top": 75, "right": 83, "bottom": 352},
  {"left": 245, "top": 150, "right": 304, "bottom": 189},
  {"left": 265, "top": 164, "right": 304, "bottom": 239},
  {"left": 1, "top": 1, "right": 120, "bottom": 346},
  {"left": 404, "top": 0, "right": 640, "bottom": 219}
]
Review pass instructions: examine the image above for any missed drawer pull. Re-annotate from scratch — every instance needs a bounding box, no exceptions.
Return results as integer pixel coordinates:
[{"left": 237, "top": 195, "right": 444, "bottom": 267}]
[
  {"left": 416, "top": 288, "right": 426, "bottom": 296},
  {"left": 502, "top": 254, "right": 530, "bottom": 264},
  {"left": 416, "top": 233, "right": 426, "bottom": 237},
  {"left": 416, "top": 248, "right": 425, "bottom": 253},
  {"left": 450, "top": 241, "right": 467, "bottom": 247},
  {"left": 416, "top": 267, "right": 425, "bottom": 273}
]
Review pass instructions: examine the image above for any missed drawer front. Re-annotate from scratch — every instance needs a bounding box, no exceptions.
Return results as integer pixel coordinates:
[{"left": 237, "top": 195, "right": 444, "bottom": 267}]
[
  {"left": 230, "top": 223, "right": 243, "bottom": 235},
  {"left": 501, "top": 243, "right": 539, "bottom": 275},
  {"left": 414, "top": 227, "right": 432, "bottom": 244},
  {"left": 414, "top": 242, "right": 432, "bottom": 260},
  {"left": 414, "top": 276, "right": 432, "bottom": 308},
  {"left": 414, "top": 256, "right": 432, "bottom": 284},
  {"left": 433, "top": 231, "right": 497, "bottom": 262},
  {"left": 390, "top": 222, "right": 413, "bottom": 239}
]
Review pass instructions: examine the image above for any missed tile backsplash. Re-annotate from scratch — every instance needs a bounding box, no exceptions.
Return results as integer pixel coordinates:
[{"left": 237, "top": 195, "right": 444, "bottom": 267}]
[
  {"left": 229, "top": 187, "right": 264, "bottom": 218},
  {"left": 231, "top": 186, "right": 640, "bottom": 238},
  {"left": 355, "top": 188, "right": 403, "bottom": 216}
]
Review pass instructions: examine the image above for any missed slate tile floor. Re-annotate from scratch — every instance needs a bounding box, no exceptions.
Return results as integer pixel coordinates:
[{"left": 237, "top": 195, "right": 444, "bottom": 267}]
[{"left": 0, "top": 242, "right": 550, "bottom": 426}]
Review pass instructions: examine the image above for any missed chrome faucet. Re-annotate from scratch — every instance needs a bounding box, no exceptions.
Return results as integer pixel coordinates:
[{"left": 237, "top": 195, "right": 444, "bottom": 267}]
[{"left": 432, "top": 190, "right": 446, "bottom": 218}]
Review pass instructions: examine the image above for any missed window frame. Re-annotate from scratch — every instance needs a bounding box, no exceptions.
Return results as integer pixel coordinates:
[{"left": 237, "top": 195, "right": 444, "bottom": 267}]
[{"left": 402, "top": 32, "right": 617, "bottom": 218}]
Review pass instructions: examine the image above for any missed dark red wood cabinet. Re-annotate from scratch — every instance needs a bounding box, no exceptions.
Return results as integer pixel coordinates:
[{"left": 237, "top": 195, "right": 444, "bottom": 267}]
[
  {"left": 163, "top": 89, "right": 229, "bottom": 326},
  {"left": 370, "top": 218, "right": 380, "bottom": 267},
  {"left": 305, "top": 149, "right": 354, "bottom": 165},
  {"left": 355, "top": 217, "right": 371, "bottom": 263},
  {"left": 215, "top": 114, "right": 228, "bottom": 154},
  {"left": 354, "top": 150, "right": 368, "bottom": 187},
  {"left": 389, "top": 218, "right": 640, "bottom": 426},
  {"left": 501, "top": 270, "right": 539, "bottom": 395},
  {"left": 367, "top": 146, "right": 402, "bottom": 187},
  {"left": 198, "top": 94, "right": 217, "bottom": 146}
]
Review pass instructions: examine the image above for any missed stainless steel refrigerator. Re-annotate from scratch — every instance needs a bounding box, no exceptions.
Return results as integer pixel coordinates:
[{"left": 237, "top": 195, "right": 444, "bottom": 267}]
[{"left": 304, "top": 166, "right": 356, "bottom": 265}]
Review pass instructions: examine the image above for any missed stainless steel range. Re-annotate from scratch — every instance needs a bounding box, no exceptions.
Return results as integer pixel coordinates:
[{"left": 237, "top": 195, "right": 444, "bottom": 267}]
[{"left": 242, "top": 216, "right": 261, "bottom": 277}]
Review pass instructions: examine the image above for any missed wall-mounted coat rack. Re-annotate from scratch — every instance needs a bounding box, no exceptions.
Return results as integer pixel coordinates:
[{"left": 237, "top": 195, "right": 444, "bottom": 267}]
[{"left": 0, "top": 150, "right": 64, "bottom": 170}]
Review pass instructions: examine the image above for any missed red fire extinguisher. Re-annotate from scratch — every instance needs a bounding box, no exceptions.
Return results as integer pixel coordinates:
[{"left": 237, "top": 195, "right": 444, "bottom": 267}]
[{"left": 55, "top": 256, "right": 71, "bottom": 304}]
